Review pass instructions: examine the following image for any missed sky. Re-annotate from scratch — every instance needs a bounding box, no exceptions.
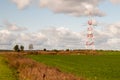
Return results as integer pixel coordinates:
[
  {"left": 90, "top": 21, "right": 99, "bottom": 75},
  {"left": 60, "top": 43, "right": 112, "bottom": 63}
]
[{"left": 0, "top": 0, "right": 120, "bottom": 50}]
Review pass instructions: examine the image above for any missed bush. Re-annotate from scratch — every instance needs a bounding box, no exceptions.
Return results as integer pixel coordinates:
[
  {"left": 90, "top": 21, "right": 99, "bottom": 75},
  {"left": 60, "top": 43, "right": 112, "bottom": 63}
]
[
  {"left": 14, "top": 45, "right": 20, "bottom": 52},
  {"left": 66, "top": 49, "right": 70, "bottom": 51},
  {"left": 53, "top": 49, "right": 59, "bottom": 52},
  {"left": 43, "top": 48, "right": 47, "bottom": 51},
  {"left": 20, "top": 45, "right": 24, "bottom": 51}
]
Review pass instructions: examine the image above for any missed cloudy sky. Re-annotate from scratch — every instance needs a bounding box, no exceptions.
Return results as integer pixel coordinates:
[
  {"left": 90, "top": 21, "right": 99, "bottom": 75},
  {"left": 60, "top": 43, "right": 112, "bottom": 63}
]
[{"left": 0, "top": 0, "right": 120, "bottom": 50}]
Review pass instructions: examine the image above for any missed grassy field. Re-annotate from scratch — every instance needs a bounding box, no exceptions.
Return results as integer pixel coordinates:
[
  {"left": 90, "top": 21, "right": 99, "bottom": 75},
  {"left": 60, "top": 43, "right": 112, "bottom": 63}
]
[
  {"left": 28, "top": 54, "right": 120, "bottom": 80},
  {"left": 98, "top": 50, "right": 120, "bottom": 55},
  {"left": 0, "top": 55, "right": 17, "bottom": 80}
]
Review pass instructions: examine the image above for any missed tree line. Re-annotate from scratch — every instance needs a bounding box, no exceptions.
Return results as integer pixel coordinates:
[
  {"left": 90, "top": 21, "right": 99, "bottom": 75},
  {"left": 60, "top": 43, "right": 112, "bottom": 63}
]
[{"left": 13, "top": 44, "right": 33, "bottom": 52}]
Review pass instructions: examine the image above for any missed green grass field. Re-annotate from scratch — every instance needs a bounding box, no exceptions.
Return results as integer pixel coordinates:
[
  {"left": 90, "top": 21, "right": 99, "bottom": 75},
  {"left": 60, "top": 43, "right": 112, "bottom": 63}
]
[
  {"left": 98, "top": 50, "right": 120, "bottom": 55},
  {"left": 0, "top": 55, "right": 17, "bottom": 80},
  {"left": 28, "top": 54, "right": 120, "bottom": 80}
]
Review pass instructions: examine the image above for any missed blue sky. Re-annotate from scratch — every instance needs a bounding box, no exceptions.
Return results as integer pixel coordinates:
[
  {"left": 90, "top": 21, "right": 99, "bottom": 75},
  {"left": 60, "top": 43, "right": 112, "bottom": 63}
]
[
  {"left": 0, "top": 0, "right": 120, "bottom": 31},
  {"left": 0, "top": 0, "right": 120, "bottom": 50},
  {"left": 0, "top": 1, "right": 86, "bottom": 32}
]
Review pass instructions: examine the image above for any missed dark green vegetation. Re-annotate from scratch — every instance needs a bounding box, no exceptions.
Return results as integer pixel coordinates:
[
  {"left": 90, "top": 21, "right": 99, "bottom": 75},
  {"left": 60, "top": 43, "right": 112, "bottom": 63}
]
[
  {"left": 13, "top": 45, "right": 24, "bottom": 52},
  {"left": 0, "top": 55, "right": 17, "bottom": 80},
  {"left": 28, "top": 54, "right": 120, "bottom": 80}
]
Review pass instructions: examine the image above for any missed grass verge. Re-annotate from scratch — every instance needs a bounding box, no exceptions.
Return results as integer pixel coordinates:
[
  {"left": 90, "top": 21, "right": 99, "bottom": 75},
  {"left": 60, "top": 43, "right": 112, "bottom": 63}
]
[
  {"left": 4, "top": 54, "right": 83, "bottom": 80},
  {"left": 0, "top": 55, "right": 17, "bottom": 80}
]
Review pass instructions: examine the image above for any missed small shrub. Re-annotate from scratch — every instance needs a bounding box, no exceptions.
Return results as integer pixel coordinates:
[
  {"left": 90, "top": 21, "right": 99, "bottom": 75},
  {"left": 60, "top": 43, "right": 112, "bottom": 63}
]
[
  {"left": 14, "top": 45, "right": 20, "bottom": 52},
  {"left": 43, "top": 48, "right": 47, "bottom": 51},
  {"left": 20, "top": 45, "right": 24, "bottom": 51},
  {"left": 66, "top": 49, "right": 70, "bottom": 51},
  {"left": 53, "top": 49, "right": 59, "bottom": 52}
]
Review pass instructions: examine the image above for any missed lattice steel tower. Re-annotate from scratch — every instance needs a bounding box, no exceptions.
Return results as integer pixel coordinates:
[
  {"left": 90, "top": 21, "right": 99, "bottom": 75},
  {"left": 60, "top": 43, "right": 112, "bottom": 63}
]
[{"left": 86, "top": 16, "right": 95, "bottom": 50}]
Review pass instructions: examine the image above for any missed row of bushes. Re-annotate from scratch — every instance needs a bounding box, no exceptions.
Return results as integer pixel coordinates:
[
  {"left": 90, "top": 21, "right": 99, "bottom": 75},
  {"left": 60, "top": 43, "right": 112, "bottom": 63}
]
[
  {"left": 13, "top": 45, "right": 24, "bottom": 52},
  {"left": 26, "top": 50, "right": 98, "bottom": 55}
]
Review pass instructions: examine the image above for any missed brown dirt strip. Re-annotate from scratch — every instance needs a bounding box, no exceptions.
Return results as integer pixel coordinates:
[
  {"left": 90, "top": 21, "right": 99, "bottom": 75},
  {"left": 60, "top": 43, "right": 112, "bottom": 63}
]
[{"left": 4, "top": 54, "right": 84, "bottom": 80}]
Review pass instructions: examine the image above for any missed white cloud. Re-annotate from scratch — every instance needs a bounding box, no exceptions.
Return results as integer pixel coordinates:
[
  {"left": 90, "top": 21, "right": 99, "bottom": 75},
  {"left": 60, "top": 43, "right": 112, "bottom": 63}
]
[
  {"left": 107, "top": 38, "right": 120, "bottom": 45},
  {"left": 107, "top": 23, "right": 120, "bottom": 36},
  {"left": 9, "top": 0, "right": 120, "bottom": 17},
  {"left": 95, "top": 22, "right": 120, "bottom": 50},
  {"left": 4, "top": 21, "right": 27, "bottom": 31},
  {"left": 110, "top": 0, "right": 120, "bottom": 4},
  {"left": 0, "top": 25, "right": 3, "bottom": 27},
  {"left": 0, "top": 30, "right": 16, "bottom": 46},
  {"left": 0, "top": 23, "right": 120, "bottom": 50},
  {"left": 0, "top": 29, "right": 47, "bottom": 50},
  {"left": 40, "top": 27, "right": 84, "bottom": 49},
  {"left": 40, "top": 0, "right": 105, "bottom": 17},
  {"left": 11, "top": 0, "right": 31, "bottom": 9},
  {"left": 10, "top": 0, "right": 105, "bottom": 16},
  {"left": 0, "top": 27, "right": 84, "bottom": 50},
  {"left": 19, "top": 32, "right": 47, "bottom": 45},
  {"left": 7, "top": 24, "right": 27, "bottom": 31}
]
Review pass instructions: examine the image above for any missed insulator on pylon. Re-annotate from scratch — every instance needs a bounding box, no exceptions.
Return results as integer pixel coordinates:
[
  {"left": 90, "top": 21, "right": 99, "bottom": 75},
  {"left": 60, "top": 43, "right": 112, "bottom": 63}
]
[
  {"left": 89, "top": 42, "right": 94, "bottom": 45},
  {"left": 86, "top": 42, "right": 94, "bottom": 46},
  {"left": 87, "top": 34, "right": 93, "bottom": 38},
  {"left": 87, "top": 27, "right": 93, "bottom": 31},
  {"left": 88, "top": 31, "right": 93, "bottom": 34},
  {"left": 86, "top": 14, "right": 95, "bottom": 50},
  {"left": 88, "top": 20, "right": 92, "bottom": 25}
]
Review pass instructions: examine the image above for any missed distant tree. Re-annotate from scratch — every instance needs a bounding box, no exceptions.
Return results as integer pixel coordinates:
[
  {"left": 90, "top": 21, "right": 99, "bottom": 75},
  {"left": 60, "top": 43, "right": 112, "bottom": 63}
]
[
  {"left": 29, "top": 44, "right": 33, "bottom": 50},
  {"left": 14, "top": 45, "right": 20, "bottom": 52},
  {"left": 53, "top": 49, "right": 59, "bottom": 52},
  {"left": 43, "top": 48, "right": 47, "bottom": 51},
  {"left": 66, "top": 49, "right": 70, "bottom": 51},
  {"left": 20, "top": 45, "right": 24, "bottom": 51}
]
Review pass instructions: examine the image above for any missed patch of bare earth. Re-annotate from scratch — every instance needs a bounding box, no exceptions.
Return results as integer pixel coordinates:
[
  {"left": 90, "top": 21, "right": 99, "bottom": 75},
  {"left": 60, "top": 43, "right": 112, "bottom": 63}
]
[{"left": 4, "top": 54, "right": 84, "bottom": 80}]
